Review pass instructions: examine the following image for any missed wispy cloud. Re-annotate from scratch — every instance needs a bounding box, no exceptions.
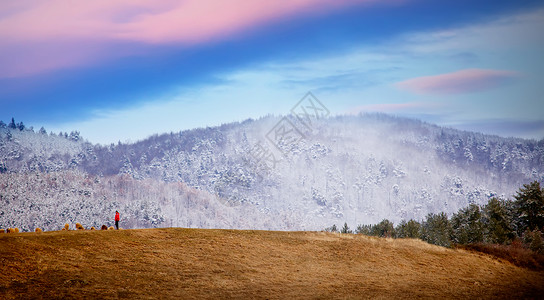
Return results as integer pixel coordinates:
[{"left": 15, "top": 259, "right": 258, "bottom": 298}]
[
  {"left": 0, "top": 0, "right": 383, "bottom": 78},
  {"left": 450, "top": 119, "right": 544, "bottom": 140},
  {"left": 395, "top": 69, "right": 520, "bottom": 95},
  {"left": 347, "top": 102, "right": 431, "bottom": 115}
]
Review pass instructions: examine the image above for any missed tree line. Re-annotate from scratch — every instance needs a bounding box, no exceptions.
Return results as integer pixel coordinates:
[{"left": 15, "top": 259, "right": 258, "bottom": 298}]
[{"left": 326, "top": 181, "right": 544, "bottom": 253}]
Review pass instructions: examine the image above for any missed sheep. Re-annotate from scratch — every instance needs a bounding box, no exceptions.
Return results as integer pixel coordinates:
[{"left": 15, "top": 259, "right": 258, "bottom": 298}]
[
  {"left": 35, "top": 228, "right": 43, "bottom": 233},
  {"left": 75, "top": 223, "right": 84, "bottom": 230},
  {"left": 101, "top": 225, "right": 108, "bottom": 230},
  {"left": 90, "top": 227, "right": 96, "bottom": 230},
  {"left": 108, "top": 226, "right": 114, "bottom": 230},
  {"left": 64, "top": 223, "right": 70, "bottom": 231}
]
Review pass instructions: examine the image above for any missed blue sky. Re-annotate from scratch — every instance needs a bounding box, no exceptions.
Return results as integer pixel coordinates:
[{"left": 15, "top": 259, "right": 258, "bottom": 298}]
[{"left": 1, "top": 0, "right": 543, "bottom": 144}]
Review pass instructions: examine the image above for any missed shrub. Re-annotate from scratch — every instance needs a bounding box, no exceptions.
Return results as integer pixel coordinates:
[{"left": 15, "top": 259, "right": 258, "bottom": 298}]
[
  {"left": 75, "top": 223, "right": 84, "bottom": 230},
  {"left": 523, "top": 229, "right": 544, "bottom": 254},
  {"left": 108, "top": 226, "right": 114, "bottom": 230},
  {"left": 35, "top": 228, "right": 43, "bottom": 233},
  {"left": 0, "top": 229, "right": 4, "bottom": 233},
  {"left": 90, "top": 227, "right": 96, "bottom": 230},
  {"left": 101, "top": 225, "right": 108, "bottom": 230},
  {"left": 14, "top": 228, "right": 19, "bottom": 233},
  {"left": 459, "top": 241, "right": 544, "bottom": 271},
  {"left": 64, "top": 223, "right": 70, "bottom": 231}
]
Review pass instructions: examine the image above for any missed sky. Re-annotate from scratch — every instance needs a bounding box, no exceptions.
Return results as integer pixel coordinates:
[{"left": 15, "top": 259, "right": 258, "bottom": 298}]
[{"left": 1, "top": 0, "right": 543, "bottom": 144}]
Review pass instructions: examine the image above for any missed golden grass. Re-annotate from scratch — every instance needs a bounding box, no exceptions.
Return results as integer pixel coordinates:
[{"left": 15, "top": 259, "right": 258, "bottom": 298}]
[{"left": 0, "top": 229, "right": 542, "bottom": 299}]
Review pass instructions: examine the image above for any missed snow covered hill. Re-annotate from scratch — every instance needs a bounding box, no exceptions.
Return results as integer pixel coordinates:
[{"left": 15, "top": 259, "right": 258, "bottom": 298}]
[{"left": 1, "top": 114, "right": 543, "bottom": 231}]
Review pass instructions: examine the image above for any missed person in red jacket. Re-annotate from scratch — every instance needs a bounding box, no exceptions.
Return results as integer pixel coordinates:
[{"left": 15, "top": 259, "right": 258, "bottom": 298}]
[{"left": 115, "top": 210, "right": 120, "bottom": 230}]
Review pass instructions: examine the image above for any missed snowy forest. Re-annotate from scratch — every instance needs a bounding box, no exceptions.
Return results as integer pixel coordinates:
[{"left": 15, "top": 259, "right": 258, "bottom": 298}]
[
  {"left": 326, "top": 181, "right": 544, "bottom": 252},
  {"left": 1, "top": 114, "right": 543, "bottom": 232}
]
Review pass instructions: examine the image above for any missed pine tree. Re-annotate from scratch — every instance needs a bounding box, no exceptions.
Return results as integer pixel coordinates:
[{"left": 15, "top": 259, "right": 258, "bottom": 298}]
[
  {"left": 514, "top": 181, "right": 544, "bottom": 232},
  {"left": 8, "top": 117, "right": 16, "bottom": 129},
  {"left": 482, "top": 198, "right": 514, "bottom": 244},
  {"left": 396, "top": 219, "right": 421, "bottom": 239},
  {"left": 371, "top": 219, "right": 395, "bottom": 237},
  {"left": 529, "top": 230, "right": 543, "bottom": 254},
  {"left": 450, "top": 204, "right": 484, "bottom": 244},
  {"left": 324, "top": 224, "right": 338, "bottom": 232},
  {"left": 356, "top": 224, "right": 372, "bottom": 235},
  {"left": 421, "top": 212, "right": 452, "bottom": 247},
  {"left": 341, "top": 222, "right": 352, "bottom": 234}
]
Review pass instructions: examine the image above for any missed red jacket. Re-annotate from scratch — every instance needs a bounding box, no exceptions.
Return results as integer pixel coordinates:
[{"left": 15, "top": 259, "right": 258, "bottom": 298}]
[{"left": 115, "top": 212, "right": 120, "bottom": 221}]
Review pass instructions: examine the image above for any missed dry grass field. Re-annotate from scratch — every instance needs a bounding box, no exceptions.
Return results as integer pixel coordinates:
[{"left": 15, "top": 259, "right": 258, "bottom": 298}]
[{"left": 1, "top": 228, "right": 543, "bottom": 299}]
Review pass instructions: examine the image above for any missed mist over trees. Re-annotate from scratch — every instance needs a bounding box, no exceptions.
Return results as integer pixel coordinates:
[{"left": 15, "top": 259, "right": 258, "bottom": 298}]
[
  {"left": 1, "top": 114, "right": 543, "bottom": 232},
  {"left": 328, "top": 181, "right": 544, "bottom": 253}
]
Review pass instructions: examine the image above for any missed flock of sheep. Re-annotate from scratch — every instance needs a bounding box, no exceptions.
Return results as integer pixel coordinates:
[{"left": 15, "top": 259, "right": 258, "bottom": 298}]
[{"left": 1, "top": 223, "right": 116, "bottom": 234}]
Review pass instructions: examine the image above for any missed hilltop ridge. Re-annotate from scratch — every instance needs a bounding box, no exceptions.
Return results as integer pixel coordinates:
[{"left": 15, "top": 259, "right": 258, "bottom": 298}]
[{"left": 1, "top": 114, "right": 543, "bottom": 231}]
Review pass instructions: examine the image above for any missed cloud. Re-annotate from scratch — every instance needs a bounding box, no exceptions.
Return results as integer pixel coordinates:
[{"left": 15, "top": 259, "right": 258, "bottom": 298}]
[
  {"left": 0, "top": 0, "right": 382, "bottom": 78},
  {"left": 347, "top": 102, "right": 430, "bottom": 115},
  {"left": 450, "top": 119, "right": 544, "bottom": 140},
  {"left": 395, "top": 69, "right": 520, "bottom": 95}
]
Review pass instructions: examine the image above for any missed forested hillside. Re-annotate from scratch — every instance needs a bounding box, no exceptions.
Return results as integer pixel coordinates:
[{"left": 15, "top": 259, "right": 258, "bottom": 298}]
[{"left": 1, "top": 114, "right": 543, "bottom": 231}]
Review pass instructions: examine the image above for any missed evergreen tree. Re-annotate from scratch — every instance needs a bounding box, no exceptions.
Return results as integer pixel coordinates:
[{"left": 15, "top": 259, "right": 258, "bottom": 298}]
[
  {"left": 341, "top": 222, "right": 352, "bottom": 234},
  {"left": 371, "top": 219, "right": 395, "bottom": 238},
  {"left": 8, "top": 117, "right": 16, "bottom": 129},
  {"left": 421, "top": 212, "right": 452, "bottom": 247},
  {"left": 514, "top": 181, "right": 544, "bottom": 232},
  {"left": 69, "top": 131, "right": 81, "bottom": 141},
  {"left": 523, "top": 229, "right": 544, "bottom": 254},
  {"left": 324, "top": 224, "right": 338, "bottom": 232},
  {"left": 355, "top": 224, "right": 371, "bottom": 235},
  {"left": 529, "top": 230, "right": 543, "bottom": 254},
  {"left": 396, "top": 219, "right": 421, "bottom": 239},
  {"left": 482, "top": 198, "right": 514, "bottom": 244},
  {"left": 39, "top": 127, "right": 47, "bottom": 135},
  {"left": 0, "top": 120, "right": 6, "bottom": 128},
  {"left": 450, "top": 204, "right": 484, "bottom": 244}
]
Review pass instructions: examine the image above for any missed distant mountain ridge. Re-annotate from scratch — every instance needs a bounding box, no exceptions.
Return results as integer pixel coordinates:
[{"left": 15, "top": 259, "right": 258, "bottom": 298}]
[{"left": 1, "top": 114, "right": 543, "bottom": 231}]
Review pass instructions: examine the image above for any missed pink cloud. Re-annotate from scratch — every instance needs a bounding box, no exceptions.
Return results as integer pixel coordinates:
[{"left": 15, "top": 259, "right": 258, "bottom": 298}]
[
  {"left": 396, "top": 69, "right": 520, "bottom": 95},
  {"left": 0, "top": 0, "right": 384, "bottom": 78}
]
